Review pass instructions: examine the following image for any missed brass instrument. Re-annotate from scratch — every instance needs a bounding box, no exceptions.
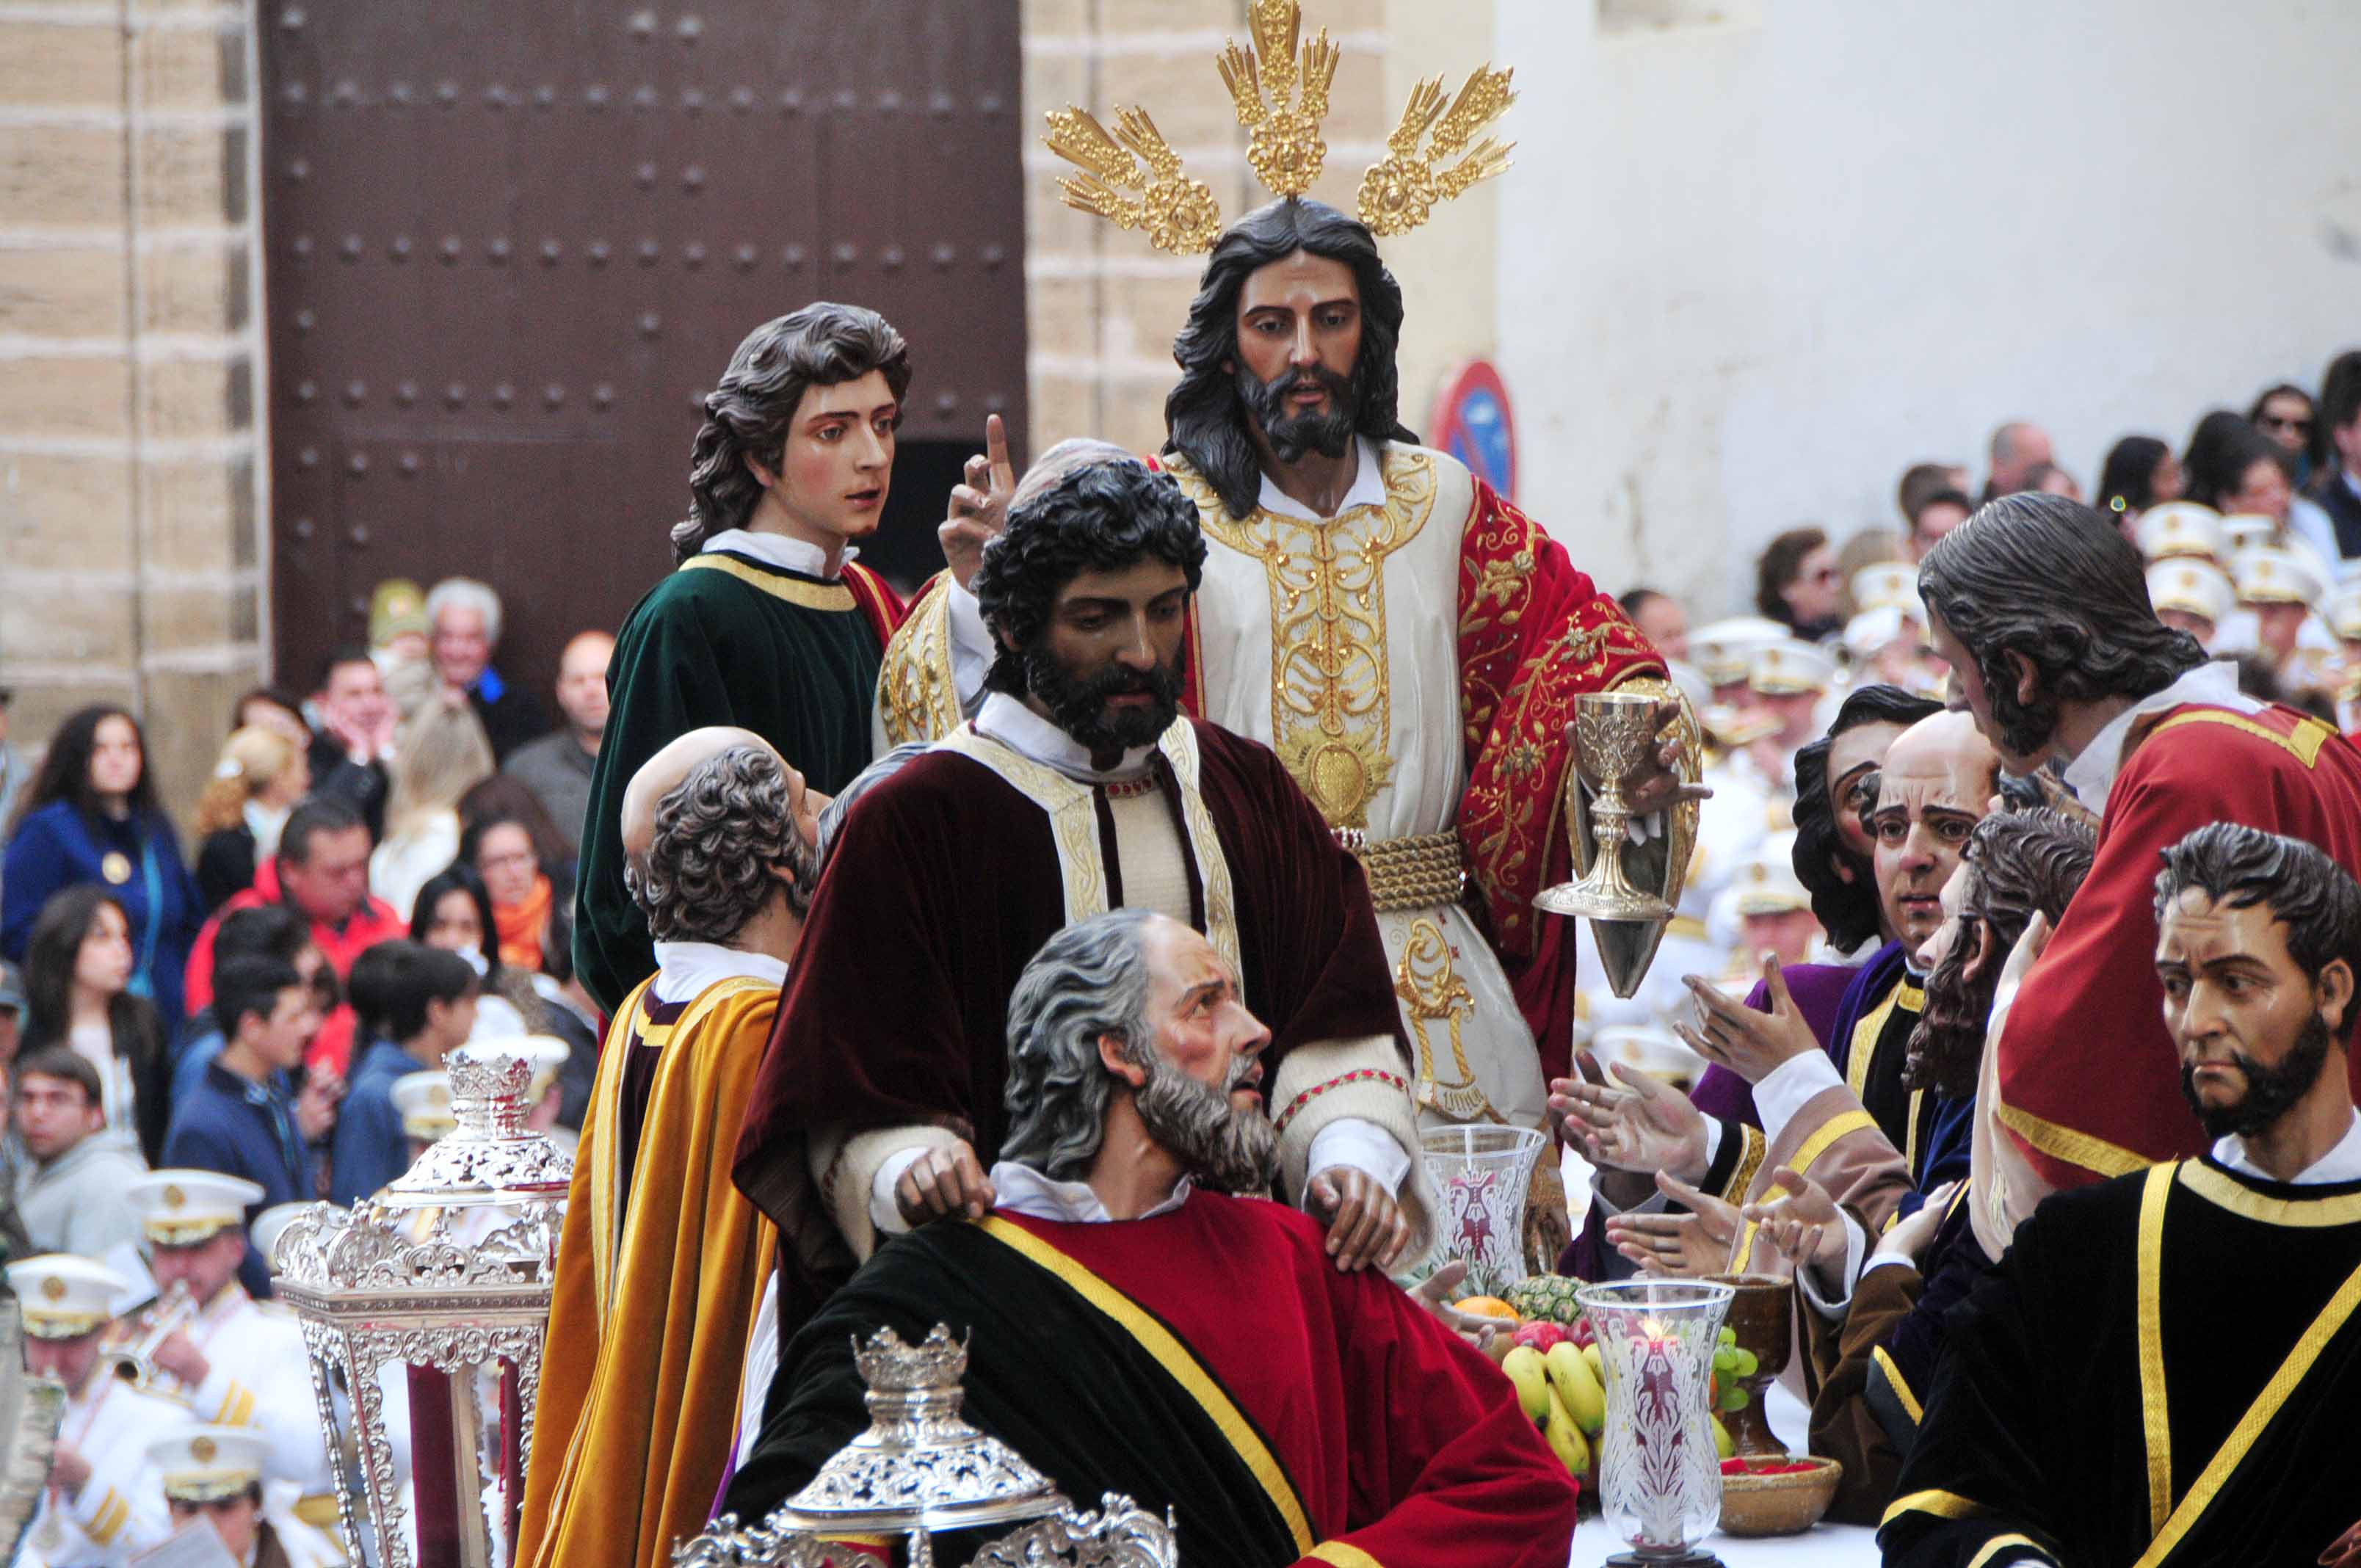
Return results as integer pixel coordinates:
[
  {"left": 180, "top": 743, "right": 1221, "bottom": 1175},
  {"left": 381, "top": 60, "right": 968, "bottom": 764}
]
[{"left": 99, "top": 1282, "right": 197, "bottom": 1388}]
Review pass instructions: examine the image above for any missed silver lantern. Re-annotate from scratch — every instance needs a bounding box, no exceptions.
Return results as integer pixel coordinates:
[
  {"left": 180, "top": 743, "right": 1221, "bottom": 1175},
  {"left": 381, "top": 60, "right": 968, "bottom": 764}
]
[
  {"left": 275, "top": 1043, "right": 571, "bottom": 1568},
  {"left": 673, "top": 1324, "right": 1178, "bottom": 1568}
]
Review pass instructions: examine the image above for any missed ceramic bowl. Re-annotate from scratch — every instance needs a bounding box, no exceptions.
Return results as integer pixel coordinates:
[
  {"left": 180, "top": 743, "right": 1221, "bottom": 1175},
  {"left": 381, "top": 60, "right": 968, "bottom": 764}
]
[{"left": 1717, "top": 1455, "right": 1842, "bottom": 1536}]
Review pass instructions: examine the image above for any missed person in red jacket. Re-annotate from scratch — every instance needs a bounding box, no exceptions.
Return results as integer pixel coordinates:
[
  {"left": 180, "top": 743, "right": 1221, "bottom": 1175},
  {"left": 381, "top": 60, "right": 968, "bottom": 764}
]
[
  {"left": 1918, "top": 492, "right": 2361, "bottom": 1238},
  {"left": 184, "top": 794, "right": 405, "bottom": 1073}
]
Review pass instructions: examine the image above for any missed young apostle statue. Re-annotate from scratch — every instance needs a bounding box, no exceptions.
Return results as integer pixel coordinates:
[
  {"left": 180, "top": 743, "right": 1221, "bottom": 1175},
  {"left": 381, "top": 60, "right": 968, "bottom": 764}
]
[
  {"left": 573, "top": 305, "right": 910, "bottom": 1013},
  {"left": 520, "top": 729, "right": 820, "bottom": 1568},
  {"left": 1919, "top": 493, "right": 2361, "bottom": 1244},
  {"left": 1882, "top": 822, "right": 2361, "bottom": 1565},
  {"left": 877, "top": 7, "right": 1700, "bottom": 1128},
  {"left": 723, "top": 909, "right": 1578, "bottom": 1565},
  {"left": 733, "top": 452, "right": 1435, "bottom": 1354}
]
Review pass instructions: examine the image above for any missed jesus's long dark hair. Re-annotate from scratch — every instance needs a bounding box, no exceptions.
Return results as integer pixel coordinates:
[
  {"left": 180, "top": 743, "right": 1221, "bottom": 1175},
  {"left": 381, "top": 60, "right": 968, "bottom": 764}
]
[{"left": 1162, "top": 198, "right": 1417, "bottom": 520}]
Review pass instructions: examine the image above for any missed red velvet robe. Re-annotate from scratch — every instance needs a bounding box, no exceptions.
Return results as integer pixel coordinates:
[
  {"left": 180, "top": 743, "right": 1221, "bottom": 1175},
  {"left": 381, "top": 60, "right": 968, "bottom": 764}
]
[
  {"left": 1995, "top": 703, "right": 2361, "bottom": 1190},
  {"left": 726, "top": 1191, "right": 1578, "bottom": 1567}
]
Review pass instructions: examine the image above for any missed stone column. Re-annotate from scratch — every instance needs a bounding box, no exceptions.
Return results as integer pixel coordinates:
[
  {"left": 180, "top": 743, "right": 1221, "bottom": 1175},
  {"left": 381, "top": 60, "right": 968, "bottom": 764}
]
[{"left": 0, "top": 0, "right": 266, "bottom": 820}]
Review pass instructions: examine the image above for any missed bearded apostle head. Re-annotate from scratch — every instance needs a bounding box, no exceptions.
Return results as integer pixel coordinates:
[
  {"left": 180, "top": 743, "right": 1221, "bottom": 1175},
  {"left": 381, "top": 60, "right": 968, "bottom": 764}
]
[
  {"left": 621, "top": 729, "right": 820, "bottom": 947},
  {"left": 2153, "top": 824, "right": 2361, "bottom": 1142},
  {"left": 1000, "top": 909, "right": 1278, "bottom": 1196},
  {"left": 972, "top": 456, "right": 1208, "bottom": 760},
  {"left": 1918, "top": 492, "right": 2210, "bottom": 772},
  {"left": 1906, "top": 809, "right": 2097, "bottom": 1097},
  {"left": 1164, "top": 199, "right": 1418, "bottom": 520},
  {"left": 672, "top": 303, "right": 912, "bottom": 564}
]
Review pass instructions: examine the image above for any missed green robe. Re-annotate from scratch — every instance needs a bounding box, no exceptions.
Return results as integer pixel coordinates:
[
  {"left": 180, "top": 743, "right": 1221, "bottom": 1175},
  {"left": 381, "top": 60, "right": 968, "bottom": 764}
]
[{"left": 573, "top": 549, "right": 895, "bottom": 1015}]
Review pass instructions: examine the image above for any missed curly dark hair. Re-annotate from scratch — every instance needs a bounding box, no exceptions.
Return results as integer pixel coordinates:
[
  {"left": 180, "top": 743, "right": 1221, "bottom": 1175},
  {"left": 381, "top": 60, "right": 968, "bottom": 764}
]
[
  {"left": 972, "top": 457, "right": 1208, "bottom": 697},
  {"left": 626, "top": 745, "right": 817, "bottom": 943},
  {"left": 1792, "top": 685, "right": 1945, "bottom": 954},
  {"left": 2154, "top": 823, "right": 2361, "bottom": 1042},
  {"left": 999, "top": 909, "right": 1158, "bottom": 1180},
  {"left": 7, "top": 704, "right": 162, "bottom": 837},
  {"left": 1905, "top": 809, "right": 2096, "bottom": 1095},
  {"left": 1162, "top": 197, "right": 1418, "bottom": 520},
  {"left": 1918, "top": 493, "right": 2205, "bottom": 758},
  {"left": 673, "top": 303, "right": 912, "bottom": 564}
]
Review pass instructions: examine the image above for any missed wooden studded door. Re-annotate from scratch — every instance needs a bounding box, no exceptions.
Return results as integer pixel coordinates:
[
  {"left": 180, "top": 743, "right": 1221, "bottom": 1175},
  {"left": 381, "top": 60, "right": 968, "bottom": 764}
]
[{"left": 259, "top": 1, "right": 1026, "bottom": 700}]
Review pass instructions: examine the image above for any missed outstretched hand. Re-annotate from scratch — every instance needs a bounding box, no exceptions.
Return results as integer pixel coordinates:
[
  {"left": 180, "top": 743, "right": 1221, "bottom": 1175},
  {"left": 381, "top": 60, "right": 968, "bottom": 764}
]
[
  {"left": 940, "top": 413, "right": 1016, "bottom": 591},
  {"left": 1871, "top": 1181, "right": 1959, "bottom": 1269},
  {"left": 1307, "top": 1166, "right": 1411, "bottom": 1274},
  {"left": 1549, "top": 1050, "right": 1709, "bottom": 1182},
  {"left": 1741, "top": 1166, "right": 1848, "bottom": 1287},
  {"left": 1678, "top": 957, "right": 1819, "bottom": 1086},
  {"left": 1604, "top": 1170, "right": 1741, "bottom": 1277}
]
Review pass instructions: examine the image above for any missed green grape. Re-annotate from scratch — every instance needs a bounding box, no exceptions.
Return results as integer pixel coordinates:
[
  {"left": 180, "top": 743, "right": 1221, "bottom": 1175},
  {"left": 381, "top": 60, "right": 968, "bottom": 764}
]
[
  {"left": 1730, "top": 1348, "right": 1760, "bottom": 1379},
  {"left": 1711, "top": 1347, "right": 1737, "bottom": 1373},
  {"left": 1719, "top": 1384, "right": 1749, "bottom": 1412},
  {"left": 1718, "top": 1327, "right": 1737, "bottom": 1345}
]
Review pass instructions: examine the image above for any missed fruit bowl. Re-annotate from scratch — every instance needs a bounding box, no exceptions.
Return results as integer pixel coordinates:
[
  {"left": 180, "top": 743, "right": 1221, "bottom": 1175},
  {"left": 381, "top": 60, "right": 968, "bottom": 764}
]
[{"left": 1716, "top": 1455, "right": 1842, "bottom": 1536}]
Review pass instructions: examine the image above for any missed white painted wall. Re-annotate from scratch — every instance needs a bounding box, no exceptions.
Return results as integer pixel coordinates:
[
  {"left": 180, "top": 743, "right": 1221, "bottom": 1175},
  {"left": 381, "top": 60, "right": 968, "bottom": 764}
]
[{"left": 1490, "top": 0, "right": 2361, "bottom": 615}]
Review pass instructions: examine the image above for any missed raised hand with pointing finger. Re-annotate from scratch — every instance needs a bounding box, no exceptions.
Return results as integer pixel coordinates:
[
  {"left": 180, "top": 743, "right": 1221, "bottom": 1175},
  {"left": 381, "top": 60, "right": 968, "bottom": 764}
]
[{"left": 941, "top": 413, "right": 1016, "bottom": 590}]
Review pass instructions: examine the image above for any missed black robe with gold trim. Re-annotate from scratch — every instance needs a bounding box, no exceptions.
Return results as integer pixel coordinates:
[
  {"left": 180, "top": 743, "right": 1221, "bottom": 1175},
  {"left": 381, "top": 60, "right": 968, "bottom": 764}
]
[{"left": 1880, "top": 1155, "right": 2361, "bottom": 1566}]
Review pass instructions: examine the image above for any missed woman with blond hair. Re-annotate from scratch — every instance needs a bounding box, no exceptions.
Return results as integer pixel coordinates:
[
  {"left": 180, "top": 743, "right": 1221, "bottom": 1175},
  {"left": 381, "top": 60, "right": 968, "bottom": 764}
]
[
  {"left": 369, "top": 694, "right": 494, "bottom": 918},
  {"left": 192, "top": 725, "right": 311, "bottom": 911}
]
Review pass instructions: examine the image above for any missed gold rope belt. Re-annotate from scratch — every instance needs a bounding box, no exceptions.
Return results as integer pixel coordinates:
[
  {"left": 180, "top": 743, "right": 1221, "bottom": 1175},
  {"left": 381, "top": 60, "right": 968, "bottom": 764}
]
[{"left": 1336, "top": 828, "right": 1469, "bottom": 913}]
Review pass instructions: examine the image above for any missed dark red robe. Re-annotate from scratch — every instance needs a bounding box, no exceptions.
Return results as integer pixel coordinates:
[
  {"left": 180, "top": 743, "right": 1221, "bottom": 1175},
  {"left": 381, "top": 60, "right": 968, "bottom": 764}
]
[
  {"left": 1995, "top": 703, "right": 2361, "bottom": 1191},
  {"left": 725, "top": 1191, "right": 1578, "bottom": 1567}
]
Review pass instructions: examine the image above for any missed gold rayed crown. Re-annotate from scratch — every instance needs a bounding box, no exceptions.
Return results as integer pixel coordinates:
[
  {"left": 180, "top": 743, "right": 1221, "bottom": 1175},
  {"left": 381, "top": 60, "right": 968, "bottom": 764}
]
[{"left": 1042, "top": 0, "right": 1515, "bottom": 255}]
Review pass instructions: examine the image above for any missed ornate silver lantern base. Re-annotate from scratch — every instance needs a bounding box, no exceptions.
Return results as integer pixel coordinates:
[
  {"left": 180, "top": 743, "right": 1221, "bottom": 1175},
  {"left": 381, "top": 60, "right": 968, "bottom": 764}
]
[{"left": 673, "top": 1326, "right": 1178, "bottom": 1568}]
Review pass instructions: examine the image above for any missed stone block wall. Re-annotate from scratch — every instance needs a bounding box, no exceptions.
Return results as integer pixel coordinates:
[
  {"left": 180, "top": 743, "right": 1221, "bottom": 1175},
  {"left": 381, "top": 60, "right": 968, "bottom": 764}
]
[{"left": 0, "top": 0, "right": 266, "bottom": 822}]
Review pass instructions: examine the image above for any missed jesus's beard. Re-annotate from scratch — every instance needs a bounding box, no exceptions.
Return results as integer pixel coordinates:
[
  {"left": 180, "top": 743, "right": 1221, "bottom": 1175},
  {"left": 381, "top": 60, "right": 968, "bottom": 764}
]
[
  {"left": 2179, "top": 1011, "right": 2334, "bottom": 1142},
  {"left": 1130, "top": 1048, "right": 1280, "bottom": 1196},
  {"left": 1236, "top": 359, "right": 1360, "bottom": 465}
]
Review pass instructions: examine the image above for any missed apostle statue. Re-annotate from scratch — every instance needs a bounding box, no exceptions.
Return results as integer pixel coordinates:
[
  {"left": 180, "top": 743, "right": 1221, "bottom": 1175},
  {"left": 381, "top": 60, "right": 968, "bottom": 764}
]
[
  {"left": 521, "top": 730, "right": 820, "bottom": 1568},
  {"left": 877, "top": 2, "right": 1700, "bottom": 1128},
  {"left": 1919, "top": 493, "right": 2361, "bottom": 1245},
  {"left": 734, "top": 452, "right": 1432, "bottom": 1351},
  {"left": 725, "top": 909, "right": 1578, "bottom": 1565},
  {"left": 573, "top": 305, "right": 910, "bottom": 1013},
  {"left": 1882, "top": 823, "right": 2361, "bottom": 1566}
]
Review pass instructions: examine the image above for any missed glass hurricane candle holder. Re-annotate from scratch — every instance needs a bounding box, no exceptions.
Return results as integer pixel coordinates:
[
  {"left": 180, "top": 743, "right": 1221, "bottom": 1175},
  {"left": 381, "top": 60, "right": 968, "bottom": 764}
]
[
  {"left": 1575, "top": 1279, "right": 1736, "bottom": 1567},
  {"left": 1418, "top": 1125, "right": 1547, "bottom": 1300}
]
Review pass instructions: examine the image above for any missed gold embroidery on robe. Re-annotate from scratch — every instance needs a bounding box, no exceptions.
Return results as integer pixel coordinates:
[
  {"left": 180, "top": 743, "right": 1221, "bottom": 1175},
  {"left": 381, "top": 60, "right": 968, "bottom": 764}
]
[
  {"left": 1393, "top": 916, "right": 1495, "bottom": 1122},
  {"left": 1173, "top": 449, "right": 1439, "bottom": 830}
]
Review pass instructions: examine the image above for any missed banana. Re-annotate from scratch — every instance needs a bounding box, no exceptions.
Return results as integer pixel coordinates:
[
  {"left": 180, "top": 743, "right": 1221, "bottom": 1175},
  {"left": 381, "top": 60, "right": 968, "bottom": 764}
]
[
  {"left": 1711, "top": 1412, "right": 1736, "bottom": 1460},
  {"left": 1545, "top": 1340, "right": 1606, "bottom": 1437},
  {"left": 1581, "top": 1340, "right": 1605, "bottom": 1387},
  {"left": 1501, "top": 1346, "right": 1552, "bottom": 1424},
  {"left": 1541, "top": 1389, "right": 1592, "bottom": 1480}
]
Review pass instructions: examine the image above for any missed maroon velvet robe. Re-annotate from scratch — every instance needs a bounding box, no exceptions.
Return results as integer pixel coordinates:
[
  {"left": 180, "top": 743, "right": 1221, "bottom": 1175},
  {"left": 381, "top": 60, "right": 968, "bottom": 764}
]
[{"left": 732, "top": 719, "right": 1409, "bottom": 1310}]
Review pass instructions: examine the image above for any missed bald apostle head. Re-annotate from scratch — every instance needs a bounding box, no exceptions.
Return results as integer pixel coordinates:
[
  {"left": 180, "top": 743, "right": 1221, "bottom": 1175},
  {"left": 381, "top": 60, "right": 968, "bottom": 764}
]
[
  {"left": 999, "top": 909, "right": 1279, "bottom": 1197},
  {"left": 621, "top": 727, "right": 822, "bottom": 952},
  {"left": 972, "top": 452, "right": 1209, "bottom": 766},
  {"left": 1867, "top": 710, "right": 2003, "bottom": 952}
]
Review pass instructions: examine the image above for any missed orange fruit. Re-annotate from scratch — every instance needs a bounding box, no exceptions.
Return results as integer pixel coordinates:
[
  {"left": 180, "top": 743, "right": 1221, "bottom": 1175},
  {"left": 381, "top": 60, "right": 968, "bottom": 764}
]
[{"left": 1452, "top": 1295, "right": 1520, "bottom": 1321}]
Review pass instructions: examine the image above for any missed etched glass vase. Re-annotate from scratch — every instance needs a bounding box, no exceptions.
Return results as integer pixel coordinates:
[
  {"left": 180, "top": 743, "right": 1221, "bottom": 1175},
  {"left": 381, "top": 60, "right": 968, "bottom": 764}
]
[
  {"left": 1418, "top": 1125, "right": 1547, "bottom": 1299},
  {"left": 1575, "top": 1279, "right": 1736, "bottom": 1558}
]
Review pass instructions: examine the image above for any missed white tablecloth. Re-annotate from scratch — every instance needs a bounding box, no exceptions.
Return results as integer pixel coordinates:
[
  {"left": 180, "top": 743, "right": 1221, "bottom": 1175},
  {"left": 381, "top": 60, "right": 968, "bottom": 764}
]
[{"left": 1573, "top": 1382, "right": 1881, "bottom": 1566}]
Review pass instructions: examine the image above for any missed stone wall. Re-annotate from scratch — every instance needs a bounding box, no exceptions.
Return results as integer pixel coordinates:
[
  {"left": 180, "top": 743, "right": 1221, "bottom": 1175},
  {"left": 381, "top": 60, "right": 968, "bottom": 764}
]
[{"left": 0, "top": 0, "right": 266, "bottom": 821}]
